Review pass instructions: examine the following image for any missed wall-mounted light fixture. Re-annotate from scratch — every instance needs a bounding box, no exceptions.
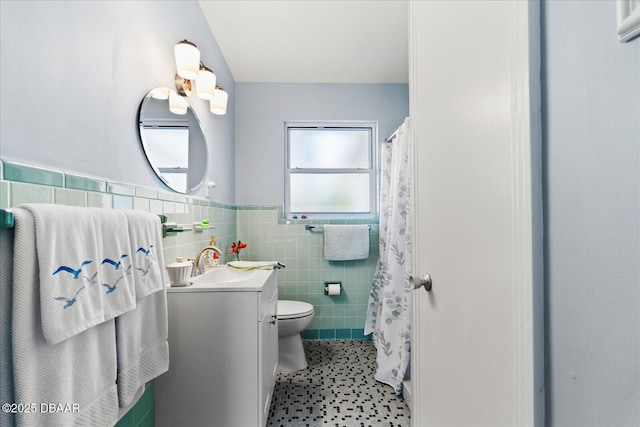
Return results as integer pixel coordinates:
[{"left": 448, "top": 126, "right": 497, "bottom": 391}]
[
  {"left": 169, "top": 89, "right": 189, "bottom": 115},
  {"left": 150, "top": 87, "right": 189, "bottom": 115},
  {"left": 174, "top": 40, "right": 200, "bottom": 80},
  {"left": 149, "top": 87, "right": 170, "bottom": 100},
  {"left": 210, "top": 86, "right": 228, "bottom": 115},
  {"left": 173, "top": 39, "right": 228, "bottom": 115}
]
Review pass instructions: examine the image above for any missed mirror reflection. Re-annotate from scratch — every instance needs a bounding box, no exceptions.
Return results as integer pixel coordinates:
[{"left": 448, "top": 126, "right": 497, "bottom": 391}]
[{"left": 138, "top": 88, "right": 208, "bottom": 194}]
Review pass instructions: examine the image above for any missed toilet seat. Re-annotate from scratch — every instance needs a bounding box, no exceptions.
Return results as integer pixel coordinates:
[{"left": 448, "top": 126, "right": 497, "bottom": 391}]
[{"left": 278, "top": 300, "right": 314, "bottom": 320}]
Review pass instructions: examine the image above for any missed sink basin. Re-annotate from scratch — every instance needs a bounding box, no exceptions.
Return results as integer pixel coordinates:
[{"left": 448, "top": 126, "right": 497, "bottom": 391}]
[
  {"left": 167, "top": 265, "right": 271, "bottom": 293},
  {"left": 194, "top": 266, "right": 257, "bottom": 283}
]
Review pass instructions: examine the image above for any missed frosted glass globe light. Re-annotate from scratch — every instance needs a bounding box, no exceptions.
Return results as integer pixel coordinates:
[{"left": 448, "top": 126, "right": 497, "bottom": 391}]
[
  {"left": 169, "top": 90, "right": 188, "bottom": 115},
  {"left": 150, "top": 87, "right": 170, "bottom": 100},
  {"left": 210, "top": 88, "right": 228, "bottom": 115},
  {"left": 174, "top": 40, "right": 200, "bottom": 80},
  {"left": 196, "top": 67, "right": 217, "bottom": 100}
]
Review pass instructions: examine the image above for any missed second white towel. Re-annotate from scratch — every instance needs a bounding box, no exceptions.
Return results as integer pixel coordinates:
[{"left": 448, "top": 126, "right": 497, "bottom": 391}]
[{"left": 323, "top": 224, "right": 370, "bottom": 261}]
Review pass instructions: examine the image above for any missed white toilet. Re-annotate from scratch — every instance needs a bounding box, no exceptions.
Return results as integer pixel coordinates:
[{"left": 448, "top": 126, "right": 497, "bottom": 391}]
[{"left": 277, "top": 300, "right": 314, "bottom": 373}]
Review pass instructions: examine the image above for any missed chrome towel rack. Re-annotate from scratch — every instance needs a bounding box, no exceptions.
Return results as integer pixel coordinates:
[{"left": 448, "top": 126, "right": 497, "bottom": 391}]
[
  {"left": 305, "top": 224, "right": 371, "bottom": 232},
  {"left": 0, "top": 209, "right": 14, "bottom": 228},
  {"left": 0, "top": 209, "right": 171, "bottom": 235}
]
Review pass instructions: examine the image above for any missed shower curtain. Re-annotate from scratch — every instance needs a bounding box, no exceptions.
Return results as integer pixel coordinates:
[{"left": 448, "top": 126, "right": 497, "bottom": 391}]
[{"left": 364, "top": 117, "right": 413, "bottom": 395}]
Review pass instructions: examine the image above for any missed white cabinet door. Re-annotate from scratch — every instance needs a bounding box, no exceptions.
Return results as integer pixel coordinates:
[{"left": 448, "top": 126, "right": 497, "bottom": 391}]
[{"left": 260, "top": 297, "right": 278, "bottom": 426}]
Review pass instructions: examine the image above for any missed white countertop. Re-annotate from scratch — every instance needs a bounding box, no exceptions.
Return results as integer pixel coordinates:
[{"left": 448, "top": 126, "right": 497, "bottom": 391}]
[{"left": 166, "top": 266, "right": 274, "bottom": 292}]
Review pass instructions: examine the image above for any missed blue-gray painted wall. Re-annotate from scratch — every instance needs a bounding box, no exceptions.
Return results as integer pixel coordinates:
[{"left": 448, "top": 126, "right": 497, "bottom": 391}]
[
  {"left": 0, "top": 0, "right": 236, "bottom": 203},
  {"left": 234, "top": 83, "right": 409, "bottom": 205},
  {"left": 542, "top": 1, "right": 640, "bottom": 425}
]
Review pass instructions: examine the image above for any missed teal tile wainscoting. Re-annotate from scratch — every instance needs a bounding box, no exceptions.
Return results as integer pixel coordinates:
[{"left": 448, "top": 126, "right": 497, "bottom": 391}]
[
  {"left": 115, "top": 382, "right": 155, "bottom": 427},
  {"left": 1, "top": 159, "right": 378, "bottom": 424},
  {"left": 0, "top": 159, "right": 238, "bottom": 426},
  {"left": 302, "top": 328, "right": 371, "bottom": 340},
  {"left": 0, "top": 159, "right": 379, "bottom": 340},
  {"left": 236, "top": 205, "right": 378, "bottom": 337},
  {"left": 0, "top": 160, "right": 239, "bottom": 266}
]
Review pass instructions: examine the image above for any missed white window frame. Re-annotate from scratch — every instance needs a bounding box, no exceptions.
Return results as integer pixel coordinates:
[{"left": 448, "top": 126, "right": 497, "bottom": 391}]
[{"left": 284, "top": 121, "right": 378, "bottom": 220}]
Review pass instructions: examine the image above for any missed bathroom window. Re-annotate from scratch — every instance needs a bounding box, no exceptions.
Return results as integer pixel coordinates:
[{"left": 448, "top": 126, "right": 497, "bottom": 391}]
[{"left": 285, "top": 121, "right": 377, "bottom": 220}]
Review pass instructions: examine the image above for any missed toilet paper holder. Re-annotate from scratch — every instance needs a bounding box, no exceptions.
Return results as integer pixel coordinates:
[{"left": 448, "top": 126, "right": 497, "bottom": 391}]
[{"left": 324, "top": 281, "right": 342, "bottom": 295}]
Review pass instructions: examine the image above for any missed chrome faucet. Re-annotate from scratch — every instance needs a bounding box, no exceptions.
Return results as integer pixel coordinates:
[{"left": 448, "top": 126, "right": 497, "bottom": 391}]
[{"left": 193, "top": 246, "right": 222, "bottom": 276}]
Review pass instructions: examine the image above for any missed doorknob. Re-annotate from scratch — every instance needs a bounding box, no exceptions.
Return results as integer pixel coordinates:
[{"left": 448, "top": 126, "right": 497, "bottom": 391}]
[{"left": 409, "top": 273, "right": 432, "bottom": 292}]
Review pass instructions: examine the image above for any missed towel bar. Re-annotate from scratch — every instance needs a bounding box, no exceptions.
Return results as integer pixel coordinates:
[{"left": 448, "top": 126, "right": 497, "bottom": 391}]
[
  {"left": 0, "top": 208, "right": 168, "bottom": 231},
  {"left": 0, "top": 209, "right": 14, "bottom": 228},
  {"left": 305, "top": 224, "right": 371, "bottom": 232}
]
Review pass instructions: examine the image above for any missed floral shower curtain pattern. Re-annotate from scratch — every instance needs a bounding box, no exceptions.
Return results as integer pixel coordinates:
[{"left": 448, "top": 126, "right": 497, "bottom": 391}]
[{"left": 364, "top": 117, "right": 413, "bottom": 394}]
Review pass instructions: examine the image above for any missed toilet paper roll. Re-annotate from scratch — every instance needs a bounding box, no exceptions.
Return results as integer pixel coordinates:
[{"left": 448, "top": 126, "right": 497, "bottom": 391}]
[{"left": 327, "top": 284, "right": 341, "bottom": 296}]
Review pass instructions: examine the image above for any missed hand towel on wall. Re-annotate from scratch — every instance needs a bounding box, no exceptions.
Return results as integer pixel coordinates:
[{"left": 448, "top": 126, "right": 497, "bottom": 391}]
[
  {"left": 323, "top": 224, "right": 370, "bottom": 261},
  {"left": 122, "top": 210, "right": 167, "bottom": 298},
  {"left": 21, "top": 204, "right": 136, "bottom": 345},
  {"left": 10, "top": 208, "right": 119, "bottom": 426}
]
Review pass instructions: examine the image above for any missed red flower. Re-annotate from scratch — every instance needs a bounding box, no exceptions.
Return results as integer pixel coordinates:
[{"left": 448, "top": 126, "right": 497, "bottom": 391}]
[{"left": 229, "top": 240, "right": 247, "bottom": 260}]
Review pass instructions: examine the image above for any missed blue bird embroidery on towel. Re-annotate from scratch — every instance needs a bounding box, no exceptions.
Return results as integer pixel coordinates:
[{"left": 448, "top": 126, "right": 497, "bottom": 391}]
[
  {"left": 135, "top": 262, "right": 154, "bottom": 276},
  {"left": 83, "top": 271, "right": 98, "bottom": 285},
  {"left": 53, "top": 286, "right": 85, "bottom": 309},
  {"left": 52, "top": 260, "right": 93, "bottom": 279},
  {"left": 124, "top": 263, "right": 133, "bottom": 275},
  {"left": 101, "top": 276, "right": 123, "bottom": 294},
  {"left": 136, "top": 245, "right": 154, "bottom": 256},
  {"left": 101, "top": 254, "right": 128, "bottom": 270}
]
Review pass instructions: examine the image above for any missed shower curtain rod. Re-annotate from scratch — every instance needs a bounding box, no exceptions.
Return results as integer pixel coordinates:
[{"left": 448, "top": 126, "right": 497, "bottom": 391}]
[
  {"left": 384, "top": 129, "right": 399, "bottom": 143},
  {"left": 384, "top": 117, "right": 409, "bottom": 143}
]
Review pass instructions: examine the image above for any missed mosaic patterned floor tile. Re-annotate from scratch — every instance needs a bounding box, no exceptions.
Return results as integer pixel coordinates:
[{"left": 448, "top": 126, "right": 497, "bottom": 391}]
[{"left": 268, "top": 340, "right": 411, "bottom": 427}]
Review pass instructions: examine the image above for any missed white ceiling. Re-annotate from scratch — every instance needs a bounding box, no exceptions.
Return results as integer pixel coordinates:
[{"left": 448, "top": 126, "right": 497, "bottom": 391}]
[{"left": 198, "top": 0, "right": 408, "bottom": 84}]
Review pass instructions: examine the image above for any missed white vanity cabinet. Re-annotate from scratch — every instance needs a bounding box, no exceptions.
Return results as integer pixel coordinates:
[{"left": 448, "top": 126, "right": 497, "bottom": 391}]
[
  {"left": 259, "top": 281, "right": 278, "bottom": 425},
  {"left": 156, "top": 268, "right": 278, "bottom": 427}
]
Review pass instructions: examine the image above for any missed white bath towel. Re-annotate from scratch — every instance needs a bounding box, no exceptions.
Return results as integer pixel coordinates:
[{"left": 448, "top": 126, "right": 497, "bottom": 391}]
[
  {"left": 115, "top": 285, "right": 169, "bottom": 407},
  {"left": 323, "top": 224, "right": 370, "bottom": 261},
  {"left": 20, "top": 204, "right": 136, "bottom": 344},
  {"left": 122, "top": 210, "right": 167, "bottom": 298},
  {"left": 90, "top": 207, "right": 137, "bottom": 313},
  {"left": 116, "top": 209, "right": 169, "bottom": 407},
  {"left": 10, "top": 208, "right": 119, "bottom": 426}
]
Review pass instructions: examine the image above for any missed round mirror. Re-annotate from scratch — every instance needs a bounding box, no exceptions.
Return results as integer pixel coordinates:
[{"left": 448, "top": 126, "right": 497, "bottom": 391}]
[{"left": 138, "top": 87, "right": 208, "bottom": 194}]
